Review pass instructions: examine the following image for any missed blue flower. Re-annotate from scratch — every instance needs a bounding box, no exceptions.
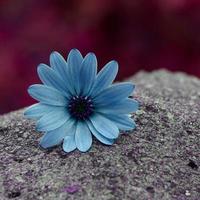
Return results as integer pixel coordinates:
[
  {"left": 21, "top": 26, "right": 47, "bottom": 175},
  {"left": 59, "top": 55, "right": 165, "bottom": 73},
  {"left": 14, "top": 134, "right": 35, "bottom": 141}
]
[{"left": 24, "top": 49, "right": 139, "bottom": 153}]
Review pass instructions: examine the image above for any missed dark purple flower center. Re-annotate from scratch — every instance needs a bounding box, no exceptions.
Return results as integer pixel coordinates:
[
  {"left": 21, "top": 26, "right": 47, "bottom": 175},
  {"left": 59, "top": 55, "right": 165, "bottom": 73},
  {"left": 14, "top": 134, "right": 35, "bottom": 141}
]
[{"left": 68, "top": 96, "right": 94, "bottom": 120}]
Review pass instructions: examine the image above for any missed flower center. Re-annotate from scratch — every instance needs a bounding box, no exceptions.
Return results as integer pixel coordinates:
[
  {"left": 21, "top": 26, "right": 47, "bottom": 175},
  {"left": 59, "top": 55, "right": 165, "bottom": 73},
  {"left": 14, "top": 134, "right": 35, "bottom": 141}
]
[{"left": 68, "top": 96, "right": 94, "bottom": 120}]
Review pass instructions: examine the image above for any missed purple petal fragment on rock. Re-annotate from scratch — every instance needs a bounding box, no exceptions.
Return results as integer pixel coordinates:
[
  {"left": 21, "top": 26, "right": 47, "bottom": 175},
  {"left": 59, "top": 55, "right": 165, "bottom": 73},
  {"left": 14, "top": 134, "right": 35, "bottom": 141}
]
[{"left": 62, "top": 184, "right": 80, "bottom": 194}]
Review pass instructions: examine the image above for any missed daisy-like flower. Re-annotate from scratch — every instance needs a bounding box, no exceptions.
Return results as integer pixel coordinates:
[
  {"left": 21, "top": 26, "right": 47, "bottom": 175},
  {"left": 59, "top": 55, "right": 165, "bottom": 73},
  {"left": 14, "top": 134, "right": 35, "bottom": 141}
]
[{"left": 24, "top": 49, "right": 139, "bottom": 153}]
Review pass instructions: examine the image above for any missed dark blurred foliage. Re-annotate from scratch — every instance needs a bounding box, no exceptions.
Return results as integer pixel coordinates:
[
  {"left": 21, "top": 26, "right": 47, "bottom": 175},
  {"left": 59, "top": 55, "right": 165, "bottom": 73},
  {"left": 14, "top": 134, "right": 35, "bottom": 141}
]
[{"left": 0, "top": 0, "right": 200, "bottom": 114}]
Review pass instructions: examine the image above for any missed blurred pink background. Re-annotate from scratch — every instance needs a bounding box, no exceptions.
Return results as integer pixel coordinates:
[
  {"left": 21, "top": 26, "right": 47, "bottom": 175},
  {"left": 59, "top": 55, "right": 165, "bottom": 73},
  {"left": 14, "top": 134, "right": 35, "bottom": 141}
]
[{"left": 0, "top": 0, "right": 200, "bottom": 114}]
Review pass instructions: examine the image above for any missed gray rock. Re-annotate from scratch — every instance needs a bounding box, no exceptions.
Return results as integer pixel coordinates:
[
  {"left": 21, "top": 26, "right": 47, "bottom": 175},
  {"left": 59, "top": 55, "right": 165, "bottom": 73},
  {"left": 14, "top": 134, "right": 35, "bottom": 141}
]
[{"left": 0, "top": 70, "right": 200, "bottom": 200}]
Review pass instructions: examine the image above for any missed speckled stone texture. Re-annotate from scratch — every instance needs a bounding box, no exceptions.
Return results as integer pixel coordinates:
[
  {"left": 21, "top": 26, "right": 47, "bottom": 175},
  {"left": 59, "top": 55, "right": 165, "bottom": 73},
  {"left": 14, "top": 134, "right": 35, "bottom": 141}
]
[{"left": 0, "top": 70, "right": 200, "bottom": 200}]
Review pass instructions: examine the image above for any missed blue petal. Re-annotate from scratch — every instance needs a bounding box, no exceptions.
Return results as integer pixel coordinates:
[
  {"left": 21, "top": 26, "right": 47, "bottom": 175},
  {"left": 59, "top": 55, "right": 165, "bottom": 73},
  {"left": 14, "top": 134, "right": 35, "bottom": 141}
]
[
  {"left": 86, "top": 120, "right": 114, "bottom": 145},
  {"left": 93, "top": 82, "right": 135, "bottom": 105},
  {"left": 67, "top": 49, "right": 83, "bottom": 95},
  {"left": 28, "top": 84, "right": 68, "bottom": 106},
  {"left": 24, "top": 103, "right": 59, "bottom": 119},
  {"left": 104, "top": 114, "right": 136, "bottom": 131},
  {"left": 79, "top": 53, "right": 97, "bottom": 96},
  {"left": 50, "top": 51, "right": 68, "bottom": 76},
  {"left": 90, "top": 60, "right": 118, "bottom": 97},
  {"left": 75, "top": 121, "right": 92, "bottom": 152},
  {"left": 67, "top": 49, "right": 83, "bottom": 68},
  {"left": 39, "top": 120, "right": 75, "bottom": 148},
  {"left": 63, "top": 135, "right": 76, "bottom": 153},
  {"left": 98, "top": 98, "right": 139, "bottom": 114},
  {"left": 89, "top": 114, "right": 119, "bottom": 139},
  {"left": 50, "top": 52, "right": 77, "bottom": 95},
  {"left": 37, "top": 64, "right": 70, "bottom": 98},
  {"left": 36, "top": 109, "right": 70, "bottom": 132},
  {"left": 40, "top": 131, "right": 63, "bottom": 148}
]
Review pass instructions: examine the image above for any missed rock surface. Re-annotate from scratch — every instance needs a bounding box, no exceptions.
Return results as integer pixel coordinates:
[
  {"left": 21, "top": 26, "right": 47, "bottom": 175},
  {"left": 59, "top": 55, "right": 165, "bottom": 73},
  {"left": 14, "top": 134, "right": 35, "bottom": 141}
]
[{"left": 0, "top": 70, "right": 200, "bottom": 200}]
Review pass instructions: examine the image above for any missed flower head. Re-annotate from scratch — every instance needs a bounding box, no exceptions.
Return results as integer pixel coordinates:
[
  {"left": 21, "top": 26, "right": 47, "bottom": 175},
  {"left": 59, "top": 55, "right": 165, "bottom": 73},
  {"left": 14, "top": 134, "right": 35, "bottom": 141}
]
[{"left": 24, "top": 49, "right": 139, "bottom": 152}]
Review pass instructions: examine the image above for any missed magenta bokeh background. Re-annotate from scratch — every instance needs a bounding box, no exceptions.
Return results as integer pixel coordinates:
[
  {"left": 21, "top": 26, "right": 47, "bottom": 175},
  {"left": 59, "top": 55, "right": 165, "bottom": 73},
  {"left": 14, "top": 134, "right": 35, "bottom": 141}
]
[{"left": 0, "top": 0, "right": 200, "bottom": 114}]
